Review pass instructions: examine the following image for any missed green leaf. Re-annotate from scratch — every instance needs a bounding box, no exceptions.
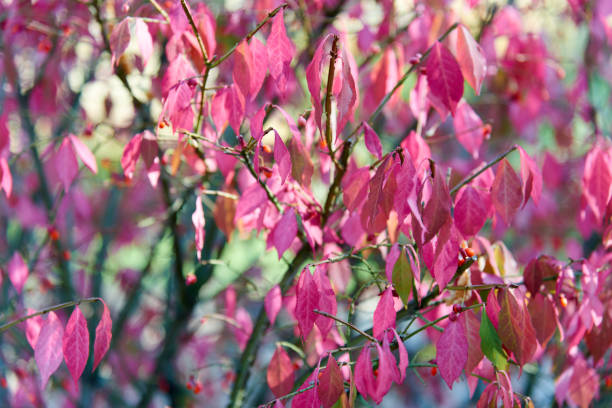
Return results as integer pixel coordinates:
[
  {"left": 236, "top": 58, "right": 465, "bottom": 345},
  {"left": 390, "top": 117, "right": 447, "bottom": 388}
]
[
  {"left": 480, "top": 309, "right": 508, "bottom": 371},
  {"left": 392, "top": 249, "right": 413, "bottom": 306},
  {"left": 413, "top": 343, "right": 436, "bottom": 363}
]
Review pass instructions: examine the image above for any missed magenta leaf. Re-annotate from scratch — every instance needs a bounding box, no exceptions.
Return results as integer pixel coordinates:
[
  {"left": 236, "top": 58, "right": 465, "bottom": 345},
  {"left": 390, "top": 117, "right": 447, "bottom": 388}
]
[
  {"left": 109, "top": 18, "right": 130, "bottom": 67},
  {"left": 431, "top": 218, "right": 460, "bottom": 291},
  {"left": 463, "top": 311, "right": 484, "bottom": 375},
  {"left": 317, "top": 354, "right": 344, "bottom": 408},
  {"left": 373, "top": 287, "right": 396, "bottom": 340},
  {"left": 25, "top": 309, "right": 43, "bottom": 350},
  {"left": 249, "top": 38, "right": 268, "bottom": 97},
  {"left": 451, "top": 25, "right": 486, "bottom": 95},
  {"left": 372, "top": 340, "right": 396, "bottom": 403},
  {"left": 422, "top": 166, "right": 451, "bottom": 243},
  {"left": 354, "top": 344, "right": 375, "bottom": 400},
  {"left": 133, "top": 19, "right": 153, "bottom": 69},
  {"left": 336, "top": 44, "right": 359, "bottom": 135},
  {"left": 527, "top": 293, "right": 558, "bottom": 347},
  {"left": 264, "top": 284, "right": 282, "bottom": 326},
  {"left": 491, "top": 159, "right": 523, "bottom": 225},
  {"left": 454, "top": 185, "right": 487, "bottom": 236},
  {"left": 92, "top": 300, "right": 112, "bottom": 371},
  {"left": 436, "top": 318, "right": 468, "bottom": 389},
  {"left": 267, "top": 345, "right": 295, "bottom": 399},
  {"left": 267, "top": 208, "right": 297, "bottom": 259},
  {"left": 233, "top": 40, "right": 253, "bottom": 100},
  {"left": 121, "top": 133, "right": 143, "bottom": 179},
  {"left": 295, "top": 268, "right": 319, "bottom": 339},
  {"left": 63, "top": 306, "right": 90, "bottom": 385},
  {"left": 69, "top": 134, "right": 98, "bottom": 174},
  {"left": 8, "top": 252, "right": 28, "bottom": 294},
  {"left": 582, "top": 146, "right": 612, "bottom": 219},
  {"left": 568, "top": 358, "right": 600, "bottom": 408},
  {"left": 313, "top": 266, "right": 337, "bottom": 338},
  {"left": 55, "top": 137, "right": 79, "bottom": 193},
  {"left": 453, "top": 100, "right": 484, "bottom": 159},
  {"left": 35, "top": 311, "right": 64, "bottom": 389},
  {"left": 363, "top": 122, "right": 382, "bottom": 159},
  {"left": 306, "top": 34, "right": 333, "bottom": 133},
  {"left": 273, "top": 131, "right": 291, "bottom": 184},
  {"left": 266, "top": 11, "right": 295, "bottom": 94},
  {"left": 517, "top": 145, "right": 542, "bottom": 206},
  {"left": 426, "top": 41, "right": 464, "bottom": 116},
  {"left": 392, "top": 329, "right": 408, "bottom": 383},
  {"left": 497, "top": 289, "right": 537, "bottom": 366}
]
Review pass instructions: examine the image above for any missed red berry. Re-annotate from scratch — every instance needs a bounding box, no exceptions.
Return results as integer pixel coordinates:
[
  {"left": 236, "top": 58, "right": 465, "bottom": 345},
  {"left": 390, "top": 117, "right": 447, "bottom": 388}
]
[
  {"left": 186, "top": 274, "right": 197, "bottom": 286},
  {"left": 0, "top": 377, "right": 6, "bottom": 388},
  {"left": 452, "top": 304, "right": 462, "bottom": 314},
  {"left": 373, "top": 368, "right": 379, "bottom": 378},
  {"left": 449, "top": 312, "right": 458, "bottom": 322},
  {"left": 458, "top": 257, "right": 466, "bottom": 267},
  {"left": 262, "top": 144, "right": 272, "bottom": 154},
  {"left": 560, "top": 294, "right": 568, "bottom": 308},
  {"left": 430, "top": 367, "right": 437, "bottom": 376},
  {"left": 605, "top": 376, "right": 612, "bottom": 388},
  {"left": 419, "top": 66, "right": 427, "bottom": 75},
  {"left": 62, "top": 250, "right": 71, "bottom": 261},
  {"left": 48, "top": 227, "right": 60, "bottom": 241}
]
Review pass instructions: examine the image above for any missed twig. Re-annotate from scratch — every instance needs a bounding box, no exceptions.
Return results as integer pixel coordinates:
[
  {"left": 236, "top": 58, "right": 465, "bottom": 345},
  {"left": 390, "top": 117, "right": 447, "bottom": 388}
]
[
  {"left": 313, "top": 309, "right": 378, "bottom": 343},
  {"left": 149, "top": 0, "right": 170, "bottom": 23},
  {"left": 324, "top": 35, "right": 341, "bottom": 169}
]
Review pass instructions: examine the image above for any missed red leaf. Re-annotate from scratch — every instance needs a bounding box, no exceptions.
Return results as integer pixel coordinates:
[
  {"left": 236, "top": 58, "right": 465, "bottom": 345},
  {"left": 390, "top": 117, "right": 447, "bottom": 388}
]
[
  {"left": 69, "top": 134, "right": 98, "bottom": 174},
  {"left": 453, "top": 100, "right": 484, "bottom": 159},
  {"left": 336, "top": 43, "right": 359, "bottom": 135},
  {"left": 436, "top": 319, "right": 468, "bottom": 389},
  {"left": 264, "top": 285, "right": 282, "bottom": 326},
  {"left": 582, "top": 146, "right": 612, "bottom": 219},
  {"left": 517, "top": 145, "right": 542, "bottom": 206},
  {"left": 423, "top": 166, "right": 451, "bottom": 243},
  {"left": 527, "top": 293, "right": 558, "bottom": 347},
  {"left": 306, "top": 34, "right": 333, "bottom": 133},
  {"left": 373, "top": 287, "right": 396, "bottom": 340},
  {"left": 63, "top": 306, "right": 90, "bottom": 385},
  {"left": 363, "top": 122, "right": 382, "bottom": 159},
  {"left": 342, "top": 165, "right": 370, "bottom": 212},
  {"left": 491, "top": 159, "right": 523, "bottom": 225},
  {"left": 249, "top": 38, "right": 268, "bottom": 98},
  {"left": 523, "top": 256, "right": 558, "bottom": 295},
  {"left": 55, "top": 137, "right": 79, "bottom": 193},
  {"left": 93, "top": 300, "right": 112, "bottom": 371},
  {"left": 313, "top": 267, "right": 337, "bottom": 338},
  {"left": 568, "top": 358, "right": 600, "bottom": 408},
  {"left": 463, "top": 310, "right": 484, "bottom": 375},
  {"left": 454, "top": 185, "right": 487, "bottom": 237},
  {"left": 8, "top": 252, "right": 28, "bottom": 294},
  {"left": 267, "top": 346, "right": 295, "bottom": 399},
  {"left": 121, "top": 133, "right": 143, "bottom": 179},
  {"left": 451, "top": 25, "right": 487, "bottom": 95},
  {"left": 295, "top": 268, "right": 319, "bottom": 339},
  {"left": 35, "top": 311, "right": 64, "bottom": 389},
  {"left": 273, "top": 131, "right": 291, "bottom": 184},
  {"left": 267, "top": 11, "right": 295, "bottom": 93},
  {"left": 109, "top": 18, "right": 130, "bottom": 67},
  {"left": 431, "top": 218, "right": 460, "bottom": 290},
  {"left": 267, "top": 208, "right": 297, "bottom": 259},
  {"left": 585, "top": 310, "right": 612, "bottom": 364},
  {"left": 497, "top": 289, "right": 537, "bottom": 366},
  {"left": 354, "top": 344, "right": 375, "bottom": 399},
  {"left": 361, "top": 156, "right": 396, "bottom": 234},
  {"left": 426, "top": 42, "right": 464, "bottom": 116},
  {"left": 372, "top": 340, "right": 395, "bottom": 403},
  {"left": 392, "top": 329, "right": 409, "bottom": 383},
  {"left": 317, "top": 355, "right": 344, "bottom": 408},
  {"left": 233, "top": 40, "right": 253, "bottom": 100}
]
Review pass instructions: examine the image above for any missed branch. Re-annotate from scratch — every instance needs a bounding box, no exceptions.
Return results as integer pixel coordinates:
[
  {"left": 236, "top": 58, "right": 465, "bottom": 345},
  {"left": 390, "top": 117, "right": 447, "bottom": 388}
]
[
  {"left": 180, "top": 0, "right": 209, "bottom": 63},
  {"left": 324, "top": 35, "right": 341, "bottom": 169},
  {"left": 449, "top": 144, "right": 517, "bottom": 196},
  {"left": 0, "top": 298, "right": 100, "bottom": 334},
  {"left": 313, "top": 309, "right": 378, "bottom": 343}
]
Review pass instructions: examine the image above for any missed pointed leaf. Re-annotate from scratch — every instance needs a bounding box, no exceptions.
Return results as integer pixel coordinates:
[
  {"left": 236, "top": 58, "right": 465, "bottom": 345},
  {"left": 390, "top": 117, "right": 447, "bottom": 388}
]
[
  {"left": 391, "top": 250, "right": 413, "bottom": 306},
  {"left": 132, "top": 19, "right": 153, "bottom": 68},
  {"left": 306, "top": 34, "right": 333, "bottom": 133},
  {"left": 463, "top": 310, "right": 484, "bottom": 375},
  {"left": 454, "top": 185, "right": 487, "bottom": 236},
  {"left": 317, "top": 355, "right": 344, "bottom": 408},
  {"left": 249, "top": 38, "right": 268, "bottom": 97},
  {"left": 517, "top": 145, "right": 542, "bottom": 206},
  {"left": 491, "top": 159, "right": 523, "bottom": 224},
  {"left": 423, "top": 166, "right": 451, "bottom": 243},
  {"left": 233, "top": 40, "right": 253, "bottom": 99},
  {"left": 354, "top": 344, "right": 375, "bottom": 400},
  {"left": 436, "top": 319, "right": 468, "bottom": 389},
  {"left": 527, "top": 293, "right": 558, "bottom": 347},
  {"left": 192, "top": 195, "right": 206, "bottom": 261},
  {"left": 92, "top": 300, "right": 112, "bottom": 371},
  {"left": 295, "top": 269, "right": 319, "bottom": 339},
  {"left": 453, "top": 100, "right": 484, "bottom": 159},
  {"left": 63, "top": 306, "right": 90, "bottom": 385},
  {"left": 265, "top": 285, "right": 282, "bottom": 326},
  {"left": 35, "top": 311, "right": 64, "bottom": 389},
  {"left": 363, "top": 122, "right": 382, "bottom": 159},
  {"left": 69, "top": 135, "right": 97, "bottom": 174},
  {"left": 8, "top": 252, "right": 28, "bottom": 294},
  {"left": 392, "top": 329, "right": 409, "bottom": 383},
  {"left": 373, "top": 287, "right": 396, "bottom": 340},
  {"left": 121, "top": 133, "right": 143, "bottom": 179},
  {"left": 452, "top": 25, "right": 487, "bottom": 95},
  {"left": 479, "top": 309, "right": 507, "bottom": 371},
  {"left": 426, "top": 42, "right": 464, "bottom": 115},
  {"left": 267, "top": 208, "right": 297, "bottom": 259},
  {"left": 56, "top": 137, "right": 79, "bottom": 192},
  {"left": 313, "top": 267, "right": 337, "bottom": 338},
  {"left": 497, "top": 289, "right": 537, "bottom": 366},
  {"left": 267, "top": 11, "right": 295, "bottom": 93},
  {"left": 267, "top": 346, "right": 295, "bottom": 399},
  {"left": 109, "top": 18, "right": 130, "bottom": 67},
  {"left": 274, "top": 131, "right": 291, "bottom": 184}
]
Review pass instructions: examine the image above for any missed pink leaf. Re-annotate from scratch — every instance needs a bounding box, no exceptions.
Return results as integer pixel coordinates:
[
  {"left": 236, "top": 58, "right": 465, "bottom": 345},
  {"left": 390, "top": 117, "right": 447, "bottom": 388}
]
[
  {"left": 295, "top": 268, "right": 319, "bottom": 339},
  {"left": 0, "top": 157, "right": 12, "bottom": 197},
  {"left": 363, "top": 122, "right": 382, "bottom": 159},
  {"left": 63, "top": 306, "right": 90, "bottom": 385},
  {"left": 274, "top": 131, "right": 291, "bottom": 184},
  {"left": 233, "top": 307, "right": 253, "bottom": 351},
  {"left": 392, "top": 329, "right": 409, "bottom": 383},
  {"left": 463, "top": 311, "right": 484, "bottom": 375},
  {"left": 453, "top": 100, "right": 484, "bottom": 159},
  {"left": 249, "top": 38, "right": 268, "bottom": 98},
  {"left": 454, "top": 185, "right": 487, "bottom": 236},
  {"left": 436, "top": 319, "right": 468, "bottom": 389},
  {"left": 109, "top": 18, "right": 130, "bottom": 67},
  {"left": 35, "top": 311, "right": 64, "bottom": 389},
  {"left": 267, "top": 345, "right": 295, "bottom": 399},
  {"left": 313, "top": 267, "right": 337, "bottom": 338},
  {"left": 306, "top": 34, "right": 333, "bottom": 133},
  {"left": 92, "top": 300, "right": 112, "bottom": 371},
  {"left": 431, "top": 218, "right": 461, "bottom": 290},
  {"left": 354, "top": 344, "right": 375, "bottom": 399},
  {"left": 426, "top": 42, "right": 464, "bottom": 116},
  {"left": 267, "top": 208, "right": 297, "bottom": 259},
  {"left": 69, "top": 134, "right": 97, "bottom": 174},
  {"left": 121, "top": 133, "right": 143, "bottom": 179},
  {"left": 423, "top": 167, "right": 451, "bottom": 243},
  {"left": 336, "top": 44, "right": 359, "bottom": 135},
  {"left": 491, "top": 159, "right": 523, "bottom": 224},
  {"left": 517, "top": 145, "right": 542, "bottom": 206},
  {"left": 25, "top": 309, "right": 43, "bottom": 350},
  {"left": 133, "top": 19, "right": 153, "bottom": 68},
  {"left": 451, "top": 25, "right": 487, "bottom": 95},
  {"left": 527, "top": 293, "right": 558, "bottom": 347},
  {"left": 192, "top": 195, "right": 206, "bottom": 261},
  {"left": 8, "top": 252, "right": 28, "bottom": 294},
  {"left": 372, "top": 341, "right": 396, "bottom": 403},
  {"left": 373, "top": 287, "right": 396, "bottom": 340},
  {"left": 264, "top": 285, "right": 282, "bottom": 326},
  {"left": 342, "top": 165, "right": 370, "bottom": 212},
  {"left": 266, "top": 11, "right": 295, "bottom": 93},
  {"left": 233, "top": 40, "right": 253, "bottom": 99},
  {"left": 317, "top": 354, "right": 344, "bottom": 408},
  {"left": 568, "top": 358, "right": 600, "bottom": 408},
  {"left": 55, "top": 137, "right": 79, "bottom": 193}
]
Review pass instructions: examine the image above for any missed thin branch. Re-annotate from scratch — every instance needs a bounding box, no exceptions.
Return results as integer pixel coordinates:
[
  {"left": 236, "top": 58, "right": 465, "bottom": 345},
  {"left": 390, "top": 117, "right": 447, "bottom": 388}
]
[
  {"left": 150, "top": 0, "right": 170, "bottom": 24},
  {"left": 449, "top": 145, "right": 517, "bottom": 196},
  {"left": 313, "top": 309, "right": 378, "bottom": 343},
  {"left": 0, "top": 298, "right": 100, "bottom": 334},
  {"left": 180, "top": 0, "right": 209, "bottom": 63},
  {"left": 324, "top": 35, "right": 341, "bottom": 169}
]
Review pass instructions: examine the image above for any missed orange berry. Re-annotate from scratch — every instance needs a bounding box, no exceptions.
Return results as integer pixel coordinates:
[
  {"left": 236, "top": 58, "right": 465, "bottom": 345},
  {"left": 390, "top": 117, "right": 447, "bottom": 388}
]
[
  {"left": 318, "top": 138, "right": 327, "bottom": 149},
  {"left": 458, "top": 257, "right": 466, "bottom": 267},
  {"left": 465, "top": 248, "right": 475, "bottom": 257},
  {"left": 482, "top": 124, "right": 492, "bottom": 138},
  {"left": 48, "top": 227, "right": 60, "bottom": 241},
  {"left": 159, "top": 121, "right": 166, "bottom": 129},
  {"left": 560, "top": 294, "right": 568, "bottom": 308},
  {"left": 262, "top": 144, "right": 272, "bottom": 154},
  {"left": 430, "top": 367, "right": 437, "bottom": 376},
  {"left": 605, "top": 376, "right": 612, "bottom": 388}
]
